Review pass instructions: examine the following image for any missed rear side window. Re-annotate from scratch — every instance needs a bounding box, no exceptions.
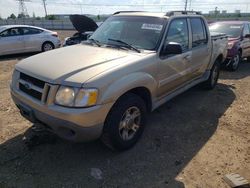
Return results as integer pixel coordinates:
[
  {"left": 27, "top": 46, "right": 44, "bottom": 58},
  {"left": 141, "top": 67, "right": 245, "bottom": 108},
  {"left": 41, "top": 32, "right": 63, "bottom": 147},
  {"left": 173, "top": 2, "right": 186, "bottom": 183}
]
[
  {"left": 191, "top": 18, "right": 208, "bottom": 47},
  {"left": 0, "top": 28, "right": 23, "bottom": 37},
  {"left": 23, "top": 27, "right": 43, "bottom": 35}
]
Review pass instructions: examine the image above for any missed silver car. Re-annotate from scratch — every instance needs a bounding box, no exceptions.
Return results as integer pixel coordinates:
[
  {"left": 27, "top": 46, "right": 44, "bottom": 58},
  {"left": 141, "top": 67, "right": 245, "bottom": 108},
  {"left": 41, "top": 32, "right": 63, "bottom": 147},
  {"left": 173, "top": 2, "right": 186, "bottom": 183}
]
[{"left": 0, "top": 25, "right": 61, "bottom": 56}]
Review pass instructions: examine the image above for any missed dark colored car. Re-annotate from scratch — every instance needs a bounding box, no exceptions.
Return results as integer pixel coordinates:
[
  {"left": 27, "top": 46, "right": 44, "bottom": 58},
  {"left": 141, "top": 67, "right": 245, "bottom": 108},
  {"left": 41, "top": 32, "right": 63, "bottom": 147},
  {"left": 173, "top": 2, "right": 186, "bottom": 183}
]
[
  {"left": 62, "top": 15, "right": 98, "bottom": 46},
  {"left": 209, "top": 21, "right": 250, "bottom": 71}
]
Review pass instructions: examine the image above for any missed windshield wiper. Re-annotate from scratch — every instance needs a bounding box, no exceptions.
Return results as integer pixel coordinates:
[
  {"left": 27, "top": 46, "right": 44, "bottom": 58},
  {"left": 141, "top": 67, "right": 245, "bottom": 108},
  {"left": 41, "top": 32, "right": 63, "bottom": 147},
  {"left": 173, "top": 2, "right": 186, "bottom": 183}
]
[
  {"left": 108, "top": 38, "right": 140, "bottom": 53},
  {"left": 88, "top": 38, "right": 101, "bottom": 47}
]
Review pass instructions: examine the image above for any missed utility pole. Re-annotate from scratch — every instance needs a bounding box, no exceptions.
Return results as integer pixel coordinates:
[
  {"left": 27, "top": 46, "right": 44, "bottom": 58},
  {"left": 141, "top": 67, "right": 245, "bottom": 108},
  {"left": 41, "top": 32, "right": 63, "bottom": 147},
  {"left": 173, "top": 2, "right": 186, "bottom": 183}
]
[
  {"left": 184, "top": 0, "right": 188, "bottom": 11},
  {"left": 42, "top": 0, "right": 48, "bottom": 17},
  {"left": 16, "top": 0, "right": 30, "bottom": 18}
]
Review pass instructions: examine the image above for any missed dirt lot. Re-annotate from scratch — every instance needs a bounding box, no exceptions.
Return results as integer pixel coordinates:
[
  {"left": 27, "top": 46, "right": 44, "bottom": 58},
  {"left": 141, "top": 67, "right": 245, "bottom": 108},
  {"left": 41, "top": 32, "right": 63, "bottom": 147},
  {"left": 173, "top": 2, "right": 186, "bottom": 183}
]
[{"left": 0, "top": 31, "right": 249, "bottom": 188}]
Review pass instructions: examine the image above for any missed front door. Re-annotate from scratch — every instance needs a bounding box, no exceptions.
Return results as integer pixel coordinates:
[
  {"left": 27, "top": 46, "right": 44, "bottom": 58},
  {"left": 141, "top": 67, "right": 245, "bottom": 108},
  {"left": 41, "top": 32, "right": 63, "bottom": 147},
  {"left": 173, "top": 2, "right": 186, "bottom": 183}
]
[{"left": 157, "top": 18, "right": 191, "bottom": 98}]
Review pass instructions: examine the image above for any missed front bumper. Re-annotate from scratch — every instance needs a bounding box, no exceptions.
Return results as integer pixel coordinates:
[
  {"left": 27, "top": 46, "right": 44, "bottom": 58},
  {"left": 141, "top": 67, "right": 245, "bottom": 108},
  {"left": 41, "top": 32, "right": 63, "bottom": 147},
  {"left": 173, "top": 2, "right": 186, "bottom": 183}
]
[{"left": 11, "top": 88, "right": 113, "bottom": 142}]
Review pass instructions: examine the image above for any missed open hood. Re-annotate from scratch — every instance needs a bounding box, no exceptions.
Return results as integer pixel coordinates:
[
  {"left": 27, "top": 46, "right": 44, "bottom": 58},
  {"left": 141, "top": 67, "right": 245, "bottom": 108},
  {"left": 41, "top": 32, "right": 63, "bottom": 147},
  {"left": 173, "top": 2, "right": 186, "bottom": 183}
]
[{"left": 70, "top": 14, "right": 98, "bottom": 33}]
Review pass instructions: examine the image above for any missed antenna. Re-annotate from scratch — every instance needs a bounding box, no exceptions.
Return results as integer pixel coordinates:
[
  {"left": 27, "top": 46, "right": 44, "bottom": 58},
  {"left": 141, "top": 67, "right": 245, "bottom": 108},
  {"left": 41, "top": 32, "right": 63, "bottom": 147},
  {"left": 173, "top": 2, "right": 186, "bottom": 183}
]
[{"left": 16, "top": 0, "right": 30, "bottom": 18}]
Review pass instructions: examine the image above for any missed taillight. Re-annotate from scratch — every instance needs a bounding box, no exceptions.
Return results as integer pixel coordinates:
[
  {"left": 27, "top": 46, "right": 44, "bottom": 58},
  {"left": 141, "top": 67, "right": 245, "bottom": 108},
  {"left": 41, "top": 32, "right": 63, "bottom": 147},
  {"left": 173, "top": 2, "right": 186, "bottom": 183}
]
[{"left": 51, "top": 32, "right": 58, "bottom": 37}]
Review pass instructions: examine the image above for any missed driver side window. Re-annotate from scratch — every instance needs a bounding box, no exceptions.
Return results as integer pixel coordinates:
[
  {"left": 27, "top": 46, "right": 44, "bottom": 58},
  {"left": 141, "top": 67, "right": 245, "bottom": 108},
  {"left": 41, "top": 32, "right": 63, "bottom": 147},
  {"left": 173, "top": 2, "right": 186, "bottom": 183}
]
[{"left": 164, "top": 18, "right": 189, "bottom": 52}]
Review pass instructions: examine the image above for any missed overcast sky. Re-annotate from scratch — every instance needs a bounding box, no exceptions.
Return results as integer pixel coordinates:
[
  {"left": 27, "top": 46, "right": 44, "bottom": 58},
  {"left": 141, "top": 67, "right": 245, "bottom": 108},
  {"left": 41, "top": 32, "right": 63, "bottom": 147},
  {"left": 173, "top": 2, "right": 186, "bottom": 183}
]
[{"left": 0, "top": 0, "right": 250, "bottom": 18}]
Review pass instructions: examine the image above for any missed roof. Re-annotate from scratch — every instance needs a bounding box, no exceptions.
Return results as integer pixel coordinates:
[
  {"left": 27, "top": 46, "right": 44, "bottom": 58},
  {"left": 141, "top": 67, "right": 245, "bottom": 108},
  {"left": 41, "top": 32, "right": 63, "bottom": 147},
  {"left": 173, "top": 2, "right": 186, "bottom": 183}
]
[
  {"left": 210, "top": 21, "right": 249, "bottom": 25},
  {"left": 0, "top": 25, "right": 49, "bottom": 32},
  {"left": 113, "top": 11, "right": 203, "bottom": 18},
  {"left": 113, "top": 12, "right": 168, "bottom": 18}
]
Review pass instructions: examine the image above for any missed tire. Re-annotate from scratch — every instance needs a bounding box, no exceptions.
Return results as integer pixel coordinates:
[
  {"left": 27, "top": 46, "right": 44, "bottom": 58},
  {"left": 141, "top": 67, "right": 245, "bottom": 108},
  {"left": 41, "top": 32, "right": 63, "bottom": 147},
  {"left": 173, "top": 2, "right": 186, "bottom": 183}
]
[
  {"left": 101, "top": 93, "right": 147, "bottom": 151},
  {"left": 202, "top": 60, "right": 220, "bottom": 90},
  {"left": 229, "top": 51, "right": 241, "bottom": 71},
  {"left": 247, "top": 57, "right": 250, "bottom": 62},
  {"left": 42, "top": 42, "right": 54, "bottom": 52}
]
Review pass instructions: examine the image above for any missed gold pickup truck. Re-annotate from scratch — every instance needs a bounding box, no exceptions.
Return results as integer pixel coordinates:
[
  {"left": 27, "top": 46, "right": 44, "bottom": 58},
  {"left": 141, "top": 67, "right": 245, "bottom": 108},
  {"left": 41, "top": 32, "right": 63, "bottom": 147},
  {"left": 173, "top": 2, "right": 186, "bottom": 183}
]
[{"left": 10, "top": 11, "right": 228, "bottom": 150}]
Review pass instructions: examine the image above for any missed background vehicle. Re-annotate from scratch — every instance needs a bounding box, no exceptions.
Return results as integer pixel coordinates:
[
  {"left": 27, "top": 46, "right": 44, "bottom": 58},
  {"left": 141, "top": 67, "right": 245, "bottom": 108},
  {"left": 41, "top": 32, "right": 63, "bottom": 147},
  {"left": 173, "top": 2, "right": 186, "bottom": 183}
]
[
  {"left": 62, "top": 15, "right": 98, "bottom": 46},
  {"left": 209, "top": 21, "right": 250, "bottom": 71},
  {"left": 11, "top": 11, "right": 228, "bottom": 151},
  {"left": 0, "top": 25, "right": 61, "bottom": 56}
]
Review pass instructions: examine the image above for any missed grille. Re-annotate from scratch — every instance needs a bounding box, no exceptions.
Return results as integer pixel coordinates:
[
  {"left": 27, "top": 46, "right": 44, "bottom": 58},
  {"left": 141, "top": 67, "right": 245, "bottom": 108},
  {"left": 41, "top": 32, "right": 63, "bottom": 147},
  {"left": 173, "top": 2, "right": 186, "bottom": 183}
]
[
  {"left": 20, "top": 72, "right": 45, "bottom": 88},
  {"left": 18, "top": 72, "right": 49, "bottom": 102},
  {"left": 19, "top": 83, "right": 42, "bottom": 100}
]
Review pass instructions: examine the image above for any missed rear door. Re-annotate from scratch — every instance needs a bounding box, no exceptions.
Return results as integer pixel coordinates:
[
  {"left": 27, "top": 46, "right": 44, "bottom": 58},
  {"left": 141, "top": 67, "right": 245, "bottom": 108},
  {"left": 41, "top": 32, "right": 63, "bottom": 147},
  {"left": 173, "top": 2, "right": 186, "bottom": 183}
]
[
  {"left": 22, "top": 27, "right": 44, "bottom": 52},
  {"left": 0, "top": 28, "right": 25, "bottom": 55},
  {"left": 157, "top": 18, "right": 191, "bottom": 97},
  {"left": 188, "top": 17, "right": 211, "bottom": 80}
]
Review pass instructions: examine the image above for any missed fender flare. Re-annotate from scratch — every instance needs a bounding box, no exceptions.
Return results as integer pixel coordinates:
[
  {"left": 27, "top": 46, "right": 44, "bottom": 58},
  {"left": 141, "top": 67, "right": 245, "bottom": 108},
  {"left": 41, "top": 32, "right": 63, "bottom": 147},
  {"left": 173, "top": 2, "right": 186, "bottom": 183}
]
[{"left": 100, "top": 72, "right": 157, "bottom": 104}]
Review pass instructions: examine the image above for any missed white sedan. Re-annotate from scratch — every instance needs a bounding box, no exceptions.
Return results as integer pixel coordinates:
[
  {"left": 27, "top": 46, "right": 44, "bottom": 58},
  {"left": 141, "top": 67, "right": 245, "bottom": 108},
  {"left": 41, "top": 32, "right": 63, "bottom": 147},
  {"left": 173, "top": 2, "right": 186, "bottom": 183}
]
[{"left": 0, "top": 25, "right": 61, "bottom": 56}]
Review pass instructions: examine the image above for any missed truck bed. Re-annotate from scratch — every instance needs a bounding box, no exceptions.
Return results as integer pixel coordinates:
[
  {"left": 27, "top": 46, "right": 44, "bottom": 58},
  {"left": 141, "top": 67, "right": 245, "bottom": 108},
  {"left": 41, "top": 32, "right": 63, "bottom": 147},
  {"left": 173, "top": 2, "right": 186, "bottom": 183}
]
[{"left": 210, "top": 32, "right": 228, "bottom": 40}]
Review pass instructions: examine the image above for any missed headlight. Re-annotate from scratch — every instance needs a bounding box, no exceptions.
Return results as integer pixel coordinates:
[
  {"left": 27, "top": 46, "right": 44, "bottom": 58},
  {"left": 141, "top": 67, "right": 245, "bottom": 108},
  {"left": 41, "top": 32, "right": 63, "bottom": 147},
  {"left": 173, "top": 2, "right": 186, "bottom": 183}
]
[
  {"left": 62, "top": 37, "right": 70, "bottom": 46},
  {"left": 55, "top": 86, "right": 75, "bottom": 106},
  {"left": 228, "top": 42, "right": 234, "bottom": 49},
  {"left": 55, "top": 86, "right": 98, "bottom": 107}
]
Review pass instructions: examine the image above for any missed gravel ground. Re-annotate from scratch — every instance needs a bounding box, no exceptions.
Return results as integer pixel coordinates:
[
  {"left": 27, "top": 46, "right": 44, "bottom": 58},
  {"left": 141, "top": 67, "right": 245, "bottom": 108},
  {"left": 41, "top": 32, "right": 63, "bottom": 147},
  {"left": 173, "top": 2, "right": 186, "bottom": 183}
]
[{"left": 0, "top": 31, "right": 249, "bottom": 188}]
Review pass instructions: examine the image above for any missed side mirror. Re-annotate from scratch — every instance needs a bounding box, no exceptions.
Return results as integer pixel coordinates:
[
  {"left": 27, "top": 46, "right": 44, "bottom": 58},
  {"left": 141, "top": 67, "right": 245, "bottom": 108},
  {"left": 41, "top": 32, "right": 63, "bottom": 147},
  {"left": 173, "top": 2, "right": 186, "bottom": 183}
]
[
  {"left": 161, "top": 42, "right": 182, "bottom": 56},
  {"left": 86, "top": 34, "right": 92, "bottom": 39},
  {"left": 245, "top": 34, "right": 250, "bottom": 38}
]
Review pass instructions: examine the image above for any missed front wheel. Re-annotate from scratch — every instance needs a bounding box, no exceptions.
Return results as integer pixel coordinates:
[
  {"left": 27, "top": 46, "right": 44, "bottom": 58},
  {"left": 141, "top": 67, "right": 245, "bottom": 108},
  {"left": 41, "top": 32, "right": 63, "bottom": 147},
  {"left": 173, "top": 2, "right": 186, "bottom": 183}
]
[
  {"left": 42, "top": 42, "right": 54, "bottom": 52},
  {"left": 101, "top": 93, "right": 147, "bottom": 151},
  {"left": 229, "top": 52, "right": 241, "bottom": 71},
  {"left": 202, "top": 60, "right": 220, "bottom": 90}
]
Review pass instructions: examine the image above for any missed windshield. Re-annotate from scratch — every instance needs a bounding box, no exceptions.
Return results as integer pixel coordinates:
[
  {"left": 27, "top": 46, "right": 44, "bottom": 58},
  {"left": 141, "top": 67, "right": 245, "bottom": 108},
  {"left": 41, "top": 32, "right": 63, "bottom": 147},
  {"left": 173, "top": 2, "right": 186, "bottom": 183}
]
[
  {"left": 209, "top": 23, "right": 243, "bottom": 38},
  {"left": 89, "top": 16, "right": 166, "bottom": 50}
]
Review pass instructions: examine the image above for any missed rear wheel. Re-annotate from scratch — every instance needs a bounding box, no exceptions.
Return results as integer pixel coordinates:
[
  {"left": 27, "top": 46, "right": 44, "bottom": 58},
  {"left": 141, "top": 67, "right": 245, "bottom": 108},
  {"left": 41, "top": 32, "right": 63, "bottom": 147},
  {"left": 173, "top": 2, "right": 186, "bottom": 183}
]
[
  {"left": 42, "top": 42, "right": 54, "bottom": 52},
  {"left": 101, "top": 93, "right": 147, "bottom": 151},
  {"left": 202, "top": 60, "right": 220, "bottom": 90},
  {"left": 229, "top": 52, "right": 241, "bottom": 71}
]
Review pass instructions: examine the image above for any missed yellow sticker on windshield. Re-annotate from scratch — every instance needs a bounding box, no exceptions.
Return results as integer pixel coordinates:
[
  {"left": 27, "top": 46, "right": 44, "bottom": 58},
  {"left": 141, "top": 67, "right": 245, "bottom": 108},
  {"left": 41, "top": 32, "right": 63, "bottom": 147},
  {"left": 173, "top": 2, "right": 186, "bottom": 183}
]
[{"left": 141, "top": 24, "right": 163, "bottom": 31}]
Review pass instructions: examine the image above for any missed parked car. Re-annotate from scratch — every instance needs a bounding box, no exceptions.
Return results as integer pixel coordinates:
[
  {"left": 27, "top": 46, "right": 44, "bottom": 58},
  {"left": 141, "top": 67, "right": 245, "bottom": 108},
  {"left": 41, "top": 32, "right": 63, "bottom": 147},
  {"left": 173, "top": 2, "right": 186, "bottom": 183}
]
[
  {"left": 0, "top": 25, "right": 61, "bottom": 56},
  {"left": 209, "top": 21, "right": 250, "bottom": 71},
  {"left": 10, "top": 11, "right": 228, "bottom": 150},
  {"left": 62, "top": 15, "right": 98, "bottom": 46}
]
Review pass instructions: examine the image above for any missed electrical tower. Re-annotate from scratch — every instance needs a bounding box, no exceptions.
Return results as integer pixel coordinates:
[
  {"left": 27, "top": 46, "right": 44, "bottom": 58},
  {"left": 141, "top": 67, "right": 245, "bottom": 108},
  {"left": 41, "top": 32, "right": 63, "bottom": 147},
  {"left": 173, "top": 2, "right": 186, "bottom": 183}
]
[{"left": 16, "top": 0, "right": 30, "bottom": 18}]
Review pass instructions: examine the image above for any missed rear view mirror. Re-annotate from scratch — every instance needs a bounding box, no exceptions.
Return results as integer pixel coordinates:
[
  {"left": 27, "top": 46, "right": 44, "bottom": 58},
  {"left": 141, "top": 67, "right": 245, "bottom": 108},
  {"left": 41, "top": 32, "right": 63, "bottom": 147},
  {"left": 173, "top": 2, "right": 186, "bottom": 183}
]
[{"left": 161, "top": 42, "right": 182, "bottom": 56}]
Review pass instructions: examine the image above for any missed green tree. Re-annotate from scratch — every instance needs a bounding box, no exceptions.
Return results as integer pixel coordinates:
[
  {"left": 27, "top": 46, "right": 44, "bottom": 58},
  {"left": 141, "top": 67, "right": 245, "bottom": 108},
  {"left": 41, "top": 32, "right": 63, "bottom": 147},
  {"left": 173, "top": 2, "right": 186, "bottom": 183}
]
[
  {"left": 8, "top": 13, "right": 16, "bottom": 19},
  {"left": 45, "top": 15, "right": 56, "bottom": 20},
  {"left": 97, "top": 14, "right": 100, "bottom": 20}
]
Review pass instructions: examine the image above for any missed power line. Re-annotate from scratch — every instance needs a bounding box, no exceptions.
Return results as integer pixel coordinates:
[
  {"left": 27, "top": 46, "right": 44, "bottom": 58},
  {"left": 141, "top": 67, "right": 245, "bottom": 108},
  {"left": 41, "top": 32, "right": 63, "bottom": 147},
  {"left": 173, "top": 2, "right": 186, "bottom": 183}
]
[{"left": 28, "top": 0, "right": 250, "bottom": 7}]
